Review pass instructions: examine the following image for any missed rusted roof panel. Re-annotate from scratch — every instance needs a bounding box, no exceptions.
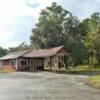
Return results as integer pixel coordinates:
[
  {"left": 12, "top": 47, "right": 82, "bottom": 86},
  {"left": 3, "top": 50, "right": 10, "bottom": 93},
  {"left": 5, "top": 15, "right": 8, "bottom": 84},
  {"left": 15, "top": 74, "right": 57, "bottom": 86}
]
[{"left": 23, "top": 46, "right": 65, "bottom": 58}]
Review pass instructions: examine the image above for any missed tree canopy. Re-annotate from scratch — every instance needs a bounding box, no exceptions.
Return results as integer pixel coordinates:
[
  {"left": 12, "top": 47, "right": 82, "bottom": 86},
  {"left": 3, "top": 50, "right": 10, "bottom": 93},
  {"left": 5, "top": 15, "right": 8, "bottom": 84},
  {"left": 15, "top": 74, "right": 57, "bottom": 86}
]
[
  {"left": 30, "top": 2, "right": 87, "bottom": 65},
  {"left": 8, "top": 42, "right": 31, "bottom": 53},
  {"left": 0, "top": 47, "right": 7, "bottom": 57}
]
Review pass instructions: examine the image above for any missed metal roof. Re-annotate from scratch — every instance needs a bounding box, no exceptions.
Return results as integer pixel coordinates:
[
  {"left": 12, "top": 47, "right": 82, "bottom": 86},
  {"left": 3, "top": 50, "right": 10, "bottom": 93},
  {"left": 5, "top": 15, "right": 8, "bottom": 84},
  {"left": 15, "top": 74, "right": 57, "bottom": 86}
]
[
  {"left": 23, "top": 46, "right": 65, "bottom": 58},
  {"left": 0, "top": 46, "right": 66, "bottom": 60},
  {"left": 0, "top": 50, "right": 31, "bottom": 60}
]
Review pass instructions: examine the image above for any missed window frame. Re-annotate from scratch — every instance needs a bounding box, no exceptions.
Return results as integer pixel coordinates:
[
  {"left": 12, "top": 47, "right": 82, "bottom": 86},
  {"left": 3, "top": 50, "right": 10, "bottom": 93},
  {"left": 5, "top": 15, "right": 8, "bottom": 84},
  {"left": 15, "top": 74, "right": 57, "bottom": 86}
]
[{"left": 20, "top": 59, "right": 28, "bottom": 66}]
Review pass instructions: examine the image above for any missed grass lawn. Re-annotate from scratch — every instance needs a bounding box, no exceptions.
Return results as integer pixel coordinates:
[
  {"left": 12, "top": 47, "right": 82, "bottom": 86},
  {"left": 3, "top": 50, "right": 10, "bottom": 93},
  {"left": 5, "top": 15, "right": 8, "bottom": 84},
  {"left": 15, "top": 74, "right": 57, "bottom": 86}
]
[
  {"left": 69, "top": 65, "right": 100, "bottom": 89},
  {"left": 71, "top": 65, "right": 100, "bottom": 71},
  {"left": 89, "top": 75, "right": 100, "bottom": 89}
]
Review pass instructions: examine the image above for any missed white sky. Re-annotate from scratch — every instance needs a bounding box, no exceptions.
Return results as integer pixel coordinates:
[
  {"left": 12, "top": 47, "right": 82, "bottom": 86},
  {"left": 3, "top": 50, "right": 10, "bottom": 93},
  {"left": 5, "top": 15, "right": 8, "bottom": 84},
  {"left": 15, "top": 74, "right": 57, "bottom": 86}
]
[{"left": 0, "top": 0, "right": 100, "bottom": 48}]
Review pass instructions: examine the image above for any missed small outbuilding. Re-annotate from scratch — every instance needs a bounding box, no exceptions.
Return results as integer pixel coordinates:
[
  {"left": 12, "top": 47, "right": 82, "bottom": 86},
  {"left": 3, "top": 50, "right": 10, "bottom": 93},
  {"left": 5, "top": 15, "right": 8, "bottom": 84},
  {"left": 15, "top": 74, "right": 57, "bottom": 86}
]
[{"left": 0, "top": 46, "right": 68, "bottom": 71}]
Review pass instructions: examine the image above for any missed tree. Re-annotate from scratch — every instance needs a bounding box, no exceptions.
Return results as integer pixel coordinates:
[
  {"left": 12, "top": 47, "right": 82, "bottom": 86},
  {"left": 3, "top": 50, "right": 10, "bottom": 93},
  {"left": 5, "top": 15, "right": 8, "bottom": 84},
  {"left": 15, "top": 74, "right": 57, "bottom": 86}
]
[
  {"left": 30, "top": 2, "right": 87, "bottom": 65},
  {"left": 93, "top": 32, "right": 100, "bottom": 65},
  {"left": 8, "top": 42, "right": 30, "bottom": 53},
  {"left": 30, "top": 2, "right": 80, "bottom": 48},
  {"left": 64, "top": 14, "right": 80, "bottom": 38},
  {"left": 79, "top": 12, "right": 100, "bottom": 66},
  {"left": 0, "top": 47, "right": 7, "bottom": 57},
  {"left": 64, "top": 36, "right": 86, "bottom": 65},
  {"left": 80, "top": 12, "right": 100, "bottom": 43}
]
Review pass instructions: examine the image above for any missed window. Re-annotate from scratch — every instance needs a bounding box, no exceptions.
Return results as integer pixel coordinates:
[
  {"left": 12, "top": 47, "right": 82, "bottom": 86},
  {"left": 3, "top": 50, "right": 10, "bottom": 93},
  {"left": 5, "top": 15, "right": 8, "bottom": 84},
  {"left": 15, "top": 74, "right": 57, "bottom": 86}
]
[
  {"left": 21, "top": 61, "right": 27, "bottom": 65},
  {"left": 36, "top": 60, "right": 43, "bottom": 67},
  {"left": 20, "top": 59, "right": 28, "bottom": 66}
]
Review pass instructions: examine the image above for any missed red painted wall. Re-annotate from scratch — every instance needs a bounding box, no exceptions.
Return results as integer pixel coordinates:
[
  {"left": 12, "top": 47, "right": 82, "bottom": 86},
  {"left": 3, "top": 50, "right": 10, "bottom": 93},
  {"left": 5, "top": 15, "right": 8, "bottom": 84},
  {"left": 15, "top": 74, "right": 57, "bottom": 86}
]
[{"left": 2, "top": 60, "right": 16, "bottom": 72}]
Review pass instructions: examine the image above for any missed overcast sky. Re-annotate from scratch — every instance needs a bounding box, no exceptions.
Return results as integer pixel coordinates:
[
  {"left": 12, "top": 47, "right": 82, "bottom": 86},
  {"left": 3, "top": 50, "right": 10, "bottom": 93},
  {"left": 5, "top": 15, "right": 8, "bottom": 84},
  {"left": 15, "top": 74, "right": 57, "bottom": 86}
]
[{"left": 0, "top": 0, "right": 100, "bottom": 48}]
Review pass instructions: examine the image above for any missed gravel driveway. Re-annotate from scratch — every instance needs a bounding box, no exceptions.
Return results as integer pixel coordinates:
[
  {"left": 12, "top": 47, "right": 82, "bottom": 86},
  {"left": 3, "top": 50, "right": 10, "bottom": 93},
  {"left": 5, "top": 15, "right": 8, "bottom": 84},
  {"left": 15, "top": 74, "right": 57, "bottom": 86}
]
[{"left": 0, "top": 72, "right": 100, "bottom": 100}]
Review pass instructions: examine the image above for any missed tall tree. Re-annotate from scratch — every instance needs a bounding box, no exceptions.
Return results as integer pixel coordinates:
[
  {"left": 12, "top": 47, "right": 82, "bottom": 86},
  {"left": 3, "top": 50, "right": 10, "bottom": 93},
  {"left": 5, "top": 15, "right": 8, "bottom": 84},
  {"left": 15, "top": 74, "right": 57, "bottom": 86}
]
[
  {"left": 8, "top": 42, "right": 30, "bottom": 53},
  {"left": 30, "top": 2, "right": 86, "bottom": 65},
  {"left": 92, "top": 31, "right": 100, "bottom": 65},
  {"left": 0, "top": 47, "right": 7, "bottom": 57},
  {"left": 80, "top": 12, "right": 100, "bottom": 66},
  {"left": 30, "top": 2, "right": 80, "bottom": 48},
  {"left": 83, "top": 12, "right": 100, "bottom": 50}
]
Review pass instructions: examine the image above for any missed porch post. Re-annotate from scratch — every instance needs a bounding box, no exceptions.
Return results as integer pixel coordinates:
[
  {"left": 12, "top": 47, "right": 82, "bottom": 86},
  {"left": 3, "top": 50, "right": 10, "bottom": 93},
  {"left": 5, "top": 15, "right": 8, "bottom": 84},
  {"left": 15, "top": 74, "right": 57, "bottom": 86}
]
[
  {"left": 29, "top": 59, "right": 31, "bottom": 71},
  {"left": 16, "top": 59, "right": 18, "bottom": 71},
  {"left": 44, "top": 59, "right": 46, "bottom": 70},
  {"left": 57, "top": 56, "right": 59, "bottom": 70},
  {"left": 34, "top": 59, "right": 36, "bottom": 70},
  {"left": 50, "top": 57, "right": 52, "bottom": 70},
  {"left": 63, "top": 55, "right": 66, "bottom": 69},
  {"left": 0, "top": 61, "right": 3, "bottom": 69}
]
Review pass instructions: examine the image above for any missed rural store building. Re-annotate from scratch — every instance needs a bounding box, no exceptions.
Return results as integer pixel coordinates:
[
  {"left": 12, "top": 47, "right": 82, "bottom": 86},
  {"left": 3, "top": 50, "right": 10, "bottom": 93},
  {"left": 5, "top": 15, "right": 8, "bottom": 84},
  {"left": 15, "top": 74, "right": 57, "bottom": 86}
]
[{"left": 0, "top": 46, "right": 68, "bottom": 72}]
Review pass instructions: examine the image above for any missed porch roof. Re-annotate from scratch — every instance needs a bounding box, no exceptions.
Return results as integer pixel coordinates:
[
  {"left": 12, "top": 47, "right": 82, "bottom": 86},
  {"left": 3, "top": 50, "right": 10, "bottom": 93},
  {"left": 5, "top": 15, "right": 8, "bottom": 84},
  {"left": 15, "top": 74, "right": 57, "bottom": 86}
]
[
  {"left": 0, "top": 46, "right": 67, "bottom": 60},
  {"left": 23, "top": 46, "right": 65, "bottom": 58},
  {"left": 0, "top": 50, "right": 31, "bottom": 60}
]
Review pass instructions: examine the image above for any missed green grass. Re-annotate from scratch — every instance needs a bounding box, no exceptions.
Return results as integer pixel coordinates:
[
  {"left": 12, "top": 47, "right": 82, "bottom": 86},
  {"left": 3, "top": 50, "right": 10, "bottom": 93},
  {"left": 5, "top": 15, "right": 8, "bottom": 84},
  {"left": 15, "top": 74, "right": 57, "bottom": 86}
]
[
  {"left": 89, "top": 75, "right": 100, "bottom": 89},
  {"left": 72, "top": 65, "right": 100, "bottom": 71},
  {"left": 70, "top": 66, "right": 100, "bottom": 88}
]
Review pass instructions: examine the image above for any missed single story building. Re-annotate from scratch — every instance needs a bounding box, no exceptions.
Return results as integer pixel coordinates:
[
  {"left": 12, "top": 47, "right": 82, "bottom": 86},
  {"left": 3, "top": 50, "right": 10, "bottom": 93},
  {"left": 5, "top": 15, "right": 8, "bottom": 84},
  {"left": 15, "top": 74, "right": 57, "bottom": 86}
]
[{"left": 0, "top": 46, "right": 68, "bottom": 72}]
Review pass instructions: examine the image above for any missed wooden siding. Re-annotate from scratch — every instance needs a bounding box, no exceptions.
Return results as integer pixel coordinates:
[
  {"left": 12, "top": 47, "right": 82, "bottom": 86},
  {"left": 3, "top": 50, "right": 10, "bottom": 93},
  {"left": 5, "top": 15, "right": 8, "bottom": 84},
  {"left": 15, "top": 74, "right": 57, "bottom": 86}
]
[
  {"left": 2, "top": 60, "right": 16, "bottom": 72},
  {"left": 56, "top": 48, "right": 68, "bottom": 56},
  {"left": 17, "top": 58, "right": 29, "bottom": 71}
]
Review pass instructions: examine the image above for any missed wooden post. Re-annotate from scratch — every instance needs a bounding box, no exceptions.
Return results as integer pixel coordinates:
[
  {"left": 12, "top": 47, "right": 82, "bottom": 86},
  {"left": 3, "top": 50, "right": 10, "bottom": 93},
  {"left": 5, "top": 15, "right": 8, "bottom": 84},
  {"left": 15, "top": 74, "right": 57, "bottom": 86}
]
[
  {"left": 54, "top": 56, "right": 57, "bottom": 71},
  {"left": 0, "top": 61, "right": 3, "bottom": 69},
  {"left": 34, "top": 59, "right": 36, "bottom": 71},
  {"left": 44, "top": 59, "right": 45, "bottom": 69},
  {"left": 16, "top": 59, "right": 18, "bottom": 71},
  {"left": 50, "top": 57, "right": 52, "bottom": 71},
  {"left": 56, "top": 56, "right": 59, "bottom": 70},
  {"left": 44, "top": 59, "right": 47, "bottom": 70},
  {"left": 29, "top": 59, "right": 31, "bottom": 71}
]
